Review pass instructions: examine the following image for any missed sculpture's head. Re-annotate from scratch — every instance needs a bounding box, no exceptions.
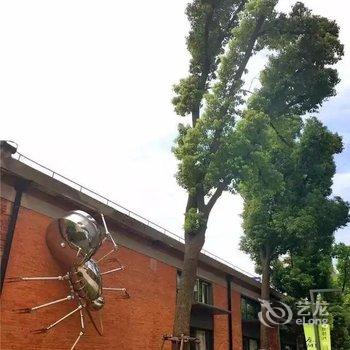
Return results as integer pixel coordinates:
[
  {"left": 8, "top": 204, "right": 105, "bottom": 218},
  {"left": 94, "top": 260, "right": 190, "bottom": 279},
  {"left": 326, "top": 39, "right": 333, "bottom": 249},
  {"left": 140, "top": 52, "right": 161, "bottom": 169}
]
[{"left": 46, "top": 210, "right": 105, "bottom": 269}]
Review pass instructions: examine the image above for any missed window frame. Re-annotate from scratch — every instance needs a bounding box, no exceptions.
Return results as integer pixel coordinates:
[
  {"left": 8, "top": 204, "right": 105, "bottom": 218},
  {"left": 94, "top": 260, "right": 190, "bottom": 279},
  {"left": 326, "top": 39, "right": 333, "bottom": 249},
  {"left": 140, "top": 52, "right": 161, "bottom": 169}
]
[
  {"left": 177, "top": 271, "right": 213, "bottom": 305},
  {"left": 190, "top": 327, "right": 213, "bottom": 350}
]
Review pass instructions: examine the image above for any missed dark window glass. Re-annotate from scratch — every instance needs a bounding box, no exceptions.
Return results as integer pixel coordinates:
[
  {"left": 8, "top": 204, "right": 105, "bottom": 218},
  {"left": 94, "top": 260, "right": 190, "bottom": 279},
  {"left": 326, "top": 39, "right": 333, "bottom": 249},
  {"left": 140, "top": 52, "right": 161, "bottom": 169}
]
[
  {"left": 241, "top": 297, "right": 260, "bottom": 320},
  {"left": 281, "top": 345, "right": 296, "bottom": 350},
  {"left": 243, "top": 337, "right": 259, "bottom": 350}
]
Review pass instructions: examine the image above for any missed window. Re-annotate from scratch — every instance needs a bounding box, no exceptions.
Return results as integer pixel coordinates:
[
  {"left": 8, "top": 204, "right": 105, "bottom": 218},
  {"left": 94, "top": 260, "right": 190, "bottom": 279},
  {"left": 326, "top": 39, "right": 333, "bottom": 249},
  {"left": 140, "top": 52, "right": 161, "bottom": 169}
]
[
  {"left": 190, "top": 328, "right": 213, "bottom": 350},
  {"left": 243, "top": 337, "right": 259, "bottom": 350},
  {"left": 241, "top": 297, "right": 260, "bottom": 320},
  {"left": 177, "top": 271, "right": 213, "bottom": 305},
  {"left": 194, "top": 279, "right": 212, "bottom": 304}
]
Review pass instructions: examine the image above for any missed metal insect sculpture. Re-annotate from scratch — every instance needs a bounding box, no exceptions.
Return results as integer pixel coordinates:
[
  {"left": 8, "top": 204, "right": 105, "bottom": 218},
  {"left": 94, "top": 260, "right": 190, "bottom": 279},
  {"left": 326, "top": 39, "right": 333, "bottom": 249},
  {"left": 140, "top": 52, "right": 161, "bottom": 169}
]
[{"left": 8, "top": 210, "right": 129, "bottom": 349}]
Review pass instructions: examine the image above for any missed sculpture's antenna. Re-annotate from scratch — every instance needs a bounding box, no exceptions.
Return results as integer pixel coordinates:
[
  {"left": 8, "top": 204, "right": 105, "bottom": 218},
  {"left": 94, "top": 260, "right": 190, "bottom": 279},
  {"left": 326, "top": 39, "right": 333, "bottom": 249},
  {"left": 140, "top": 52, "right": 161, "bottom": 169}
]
[{"left": 101, "top": 214, "right": 118, "bottom": 250}]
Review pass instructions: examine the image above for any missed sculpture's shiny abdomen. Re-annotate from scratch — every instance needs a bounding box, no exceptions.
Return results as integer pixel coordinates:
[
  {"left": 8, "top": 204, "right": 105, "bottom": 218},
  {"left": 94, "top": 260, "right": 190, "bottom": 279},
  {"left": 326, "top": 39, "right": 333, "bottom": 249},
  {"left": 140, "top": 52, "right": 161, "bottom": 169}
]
[{"left": 69, "top": 260, "right": 104, "bottom": 311}]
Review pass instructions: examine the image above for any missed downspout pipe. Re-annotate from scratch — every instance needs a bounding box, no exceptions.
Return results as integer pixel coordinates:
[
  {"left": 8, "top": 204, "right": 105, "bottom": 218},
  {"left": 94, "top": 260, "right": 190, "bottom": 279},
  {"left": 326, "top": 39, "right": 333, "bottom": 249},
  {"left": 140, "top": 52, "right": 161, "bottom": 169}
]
[
  {"left": 0, "top": 178, "right": 30, "bottom": 292},
  {"left": 0, "top": 141, "right": 30, "bottom": 293},
  {"left": 226, "top": 275, "right": 233, "bottom": 350}
]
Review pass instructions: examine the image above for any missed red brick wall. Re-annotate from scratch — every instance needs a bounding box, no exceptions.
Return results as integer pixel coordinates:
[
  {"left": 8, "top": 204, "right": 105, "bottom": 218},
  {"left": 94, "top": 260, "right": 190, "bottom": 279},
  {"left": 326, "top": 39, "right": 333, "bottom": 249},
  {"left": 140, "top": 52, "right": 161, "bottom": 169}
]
[
  {"left": 213, "top": 283, "right": 229, "bottom": 350},
  {"left": 1, "top": 204, "right": 177, "bottom": 350},
  {"left": 0, "top": 198, "right": 12, "bottom": 260},
  {"left": 232, "top": 290, "right": 243, "bottom": 350}
]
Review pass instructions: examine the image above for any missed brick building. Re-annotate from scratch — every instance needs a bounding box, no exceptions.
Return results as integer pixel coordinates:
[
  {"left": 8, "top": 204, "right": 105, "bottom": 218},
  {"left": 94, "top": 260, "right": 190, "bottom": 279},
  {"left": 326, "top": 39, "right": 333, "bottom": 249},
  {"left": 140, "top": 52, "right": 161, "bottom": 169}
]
[{"left": 0, "top": 142, "right": 288, "bottom": 350}]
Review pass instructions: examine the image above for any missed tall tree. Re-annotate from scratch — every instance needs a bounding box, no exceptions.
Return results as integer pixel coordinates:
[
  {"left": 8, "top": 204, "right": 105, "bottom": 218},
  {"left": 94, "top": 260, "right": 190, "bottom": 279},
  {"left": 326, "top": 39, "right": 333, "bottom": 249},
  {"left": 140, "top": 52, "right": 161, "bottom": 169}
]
[
  {"left": 172, "top": 1, "right": 343, "bottom": 348},
  {"left": 172, "top": 0, "right": 277, "bottom": 345},
  {"left": 236, "top": 4, "right": 344, "bottom": 347},
  {"left": 238, "top": 117, "right": 348, "bottom": 348}
]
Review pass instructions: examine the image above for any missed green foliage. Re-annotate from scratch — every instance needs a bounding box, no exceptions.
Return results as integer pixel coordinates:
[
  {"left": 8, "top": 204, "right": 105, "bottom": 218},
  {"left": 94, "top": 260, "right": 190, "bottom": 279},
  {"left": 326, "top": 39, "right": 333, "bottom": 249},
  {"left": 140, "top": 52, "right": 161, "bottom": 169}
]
[
  {"left": 326, "top": 252, "right": 350, "bottom": 350},
  {"left": 238, "top": 116, "right": 348, "bottom": 266},
  {"left": 172, "top": 0, "right": 348, "bottom": 341},
  {"left": 235, "top": 8, "right": 349, "bottom": 347},
  {"left": 270, "top": 218, "right": 350, "bottom": 349},
  {"left": 184, "top": 208, "right": 204, "bottom": 234},
  {"left": 174, "top": 0, "right": 277, "bottom": 197},
  {"left": 173, "top": 1, "right": 344, "bottom": 212},
  {"left": 333, "top": 243, "right": 350, "bottom": 292},
  {"left": 270, "top": 196, "right": 349, "bottom": 298},
  {"left": 172, "top": 0, "right": 248, "bottom": 116},
  {"left": 235, "top": 3, "right": 345, "bottom": 270},
  {"left": 328, "top": 297, "right": 350, "bottom": 350},
  {"left": 297, "top": 118, "right": 343, "bottom": 195},
  {"left": 172, "top": 2, "right": 278, "bottom": 335},
  {"left": 173, "top": 76, "right": 203, "bottom": 116},
  {"left": 253, "top": 2, "right": 344, "bottom": 117}
]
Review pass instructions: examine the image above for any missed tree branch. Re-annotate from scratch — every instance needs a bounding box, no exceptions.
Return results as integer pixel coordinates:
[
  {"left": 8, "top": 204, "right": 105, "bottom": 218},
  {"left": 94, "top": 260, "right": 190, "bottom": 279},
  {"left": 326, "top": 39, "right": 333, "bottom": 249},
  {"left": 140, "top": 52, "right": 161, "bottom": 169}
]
[
  {"left": 192, "top": 3, "right": 215, "bottom": 126},
  {"left": 230, "top": 15, "right": 266, "bottom": 94},
  {"left": 192, "top": 0, "right": 247, "bottom": 127},
  {"left": 269, "top": 120, "right": 293, "bottom": 147},
  {"left": 204, "top": 180, "right": 229, "bottom": 215},
  {"left": 186, "top": 193, "right": 196, "bottom": 213},
  {"left": 207, "top": 15, "right": 267, "bottom": 159}
]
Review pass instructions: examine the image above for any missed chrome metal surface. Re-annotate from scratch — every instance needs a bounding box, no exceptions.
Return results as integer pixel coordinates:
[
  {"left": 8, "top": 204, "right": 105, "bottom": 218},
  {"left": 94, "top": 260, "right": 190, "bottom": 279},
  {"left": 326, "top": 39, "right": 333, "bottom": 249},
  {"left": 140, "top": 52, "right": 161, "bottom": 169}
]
[
  {"left": 8, "top": 210, "right": 128, "bottom": 348},
  {"left": 46, "top": 210, "right": 105, "bottom": 269},
  {"left": 70, "top": 260, "right": 104, "bottom": 311},
  {"left": 45, "top": 210, "right": 106, "bottom": 310}
]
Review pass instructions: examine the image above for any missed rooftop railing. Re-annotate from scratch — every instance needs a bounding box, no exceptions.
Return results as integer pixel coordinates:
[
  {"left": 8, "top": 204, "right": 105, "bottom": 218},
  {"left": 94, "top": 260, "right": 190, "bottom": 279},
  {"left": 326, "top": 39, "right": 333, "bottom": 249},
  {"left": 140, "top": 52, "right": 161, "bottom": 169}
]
[{"left": 14, "top": 151, "right": 258, "bottom": 279}]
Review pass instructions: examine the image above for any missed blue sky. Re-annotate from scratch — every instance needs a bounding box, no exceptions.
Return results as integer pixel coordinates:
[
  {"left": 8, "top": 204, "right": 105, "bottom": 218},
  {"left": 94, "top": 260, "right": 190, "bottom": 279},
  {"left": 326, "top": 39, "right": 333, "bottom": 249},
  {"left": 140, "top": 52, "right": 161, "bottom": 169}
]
[
  {"left": 321, "top": 90, "right": 350, "bottom": 175},
  {"left": 1, "top": 0, "right": 348, "bottom": 274},
  {"left": 319, "top": 89, "right": 350, "bottom": 244}
]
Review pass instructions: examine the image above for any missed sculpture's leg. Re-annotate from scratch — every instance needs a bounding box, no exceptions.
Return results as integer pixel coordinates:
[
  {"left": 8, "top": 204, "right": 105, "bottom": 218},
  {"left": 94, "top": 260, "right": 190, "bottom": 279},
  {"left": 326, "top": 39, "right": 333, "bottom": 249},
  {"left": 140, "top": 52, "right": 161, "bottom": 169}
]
[
  {"left": 103, "top": 287, "right": 129, "bottom": 298},
  {"left": 7, "top": 274, "right": 69, "bottom": 282},
  {"left": 32, "top": 304, "right": 83, "bottom": 333},
  {"left": 99, "top": 214, "right": 125, "bottom": 270},
  {"left": 100, "top": 266, "right": 124, "bottom": 276},
  {"left": 101, "top": 214, "right": 118, "bottom": 247},
  {"left": 14, "top": 294, "right": 74, "bottom": 313},
  {"left": 96, "top": 249, "right": 115, "bottom": 263},
  {"left": 70, "top": 308, "right": 85, "bottom": 350}
]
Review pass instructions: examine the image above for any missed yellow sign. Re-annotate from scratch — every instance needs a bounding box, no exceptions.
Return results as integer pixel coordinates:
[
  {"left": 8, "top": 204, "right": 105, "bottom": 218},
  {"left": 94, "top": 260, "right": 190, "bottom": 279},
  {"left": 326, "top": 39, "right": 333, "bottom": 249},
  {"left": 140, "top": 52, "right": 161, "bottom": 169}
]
[
  {"left": 303, "top": 324, "right": 332, "bottom": 350},
  {"left": 319, "top": 324, "right": 331, "bottom": 350},
  {"left": 304, "top": 324, "right": 317, "bottom": 350}
]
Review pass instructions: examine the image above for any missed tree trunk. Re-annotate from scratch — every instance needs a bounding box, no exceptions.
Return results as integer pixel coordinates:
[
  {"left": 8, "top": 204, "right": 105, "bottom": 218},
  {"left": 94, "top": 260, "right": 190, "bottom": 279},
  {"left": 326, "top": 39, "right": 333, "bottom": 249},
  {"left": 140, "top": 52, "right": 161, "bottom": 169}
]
[
  {"left": 260, "top": 254, "right": 271, "bottom": 350},
  {"left": 172, "top": 226, "right": 206, "bottom": 350}
]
